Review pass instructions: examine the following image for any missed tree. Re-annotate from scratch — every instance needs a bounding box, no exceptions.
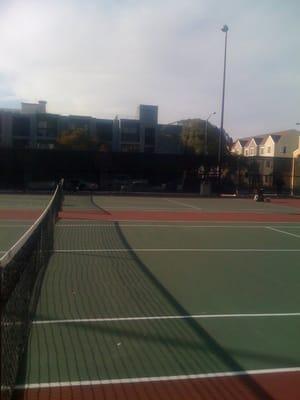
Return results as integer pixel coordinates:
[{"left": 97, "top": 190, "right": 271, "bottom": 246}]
[
  {"left": 56, "top": 128, "right": 97, "bottom": 150},
  {"left": 181, "top": 118, "right": 232, "bottom": 157},
  {"left": 182, "top": 119, "right": 205, "bottom": 155}
]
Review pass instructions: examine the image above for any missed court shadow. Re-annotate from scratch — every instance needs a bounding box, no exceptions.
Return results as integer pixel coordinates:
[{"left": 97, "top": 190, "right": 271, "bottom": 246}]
[
  {"left": 90, "top": 193, "right": 111, "bottom": 215},
  {"left": 16, "top": 220, "right": 285, "bottom": 400},
  {"left": 110, "top": 221, "right": 275, "bottom": 400}
]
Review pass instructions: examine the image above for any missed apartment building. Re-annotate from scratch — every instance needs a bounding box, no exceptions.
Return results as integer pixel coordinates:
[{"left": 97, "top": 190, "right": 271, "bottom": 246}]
[
  {"left": 230, "top": 139, "right": 248, "bottom": 155},
  {"left": 231, "top": 130, "right": 300, "bottom": 190},
  {"left": 292, "top": 137, "right": 300, "bottom": 195},
  {"left": 232, "top": 130, "right": 300, "bottom": 158},
  {"left": 0, "top": 102, "right": 184, "bottom": 154},
  {"left": 243, "top": 137, "right": 264, "bottom": 157}
]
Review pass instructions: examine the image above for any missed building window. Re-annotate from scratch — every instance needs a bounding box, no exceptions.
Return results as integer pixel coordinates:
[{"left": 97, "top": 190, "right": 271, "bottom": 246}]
[
  {"left": 144, "top": 127, "right": 155, "bottom": 146},
  {"left": 245, "top": 149, "right": 248, "bottom": 156},
  {"left": 121, "top": 120, "right": 140, "bottom": 143},
  {"left": 281, "top": 146, "right": 287, "bottom": 154},
  {"left": 267, "top": 146, "right": 271, "bottom": 153},
  {"left": 68, "top": 119, "right": 90, "bottom": 132},
  {"left": 38, "top": 121, "right": 47, "bottom": 129},
  {"left": 250, "top": 147, "right": 254, "bottom": 155},
  {"left": 37, "top": 120, "right": 47, "bottom": 137},
  {"left": 121, "top": 131, "right": 140, "bottom": 143},
  {"left": 260, "top": 147, "right": 264, "bottom": 155},
  {"left": 37, "top": 116, "right": 58, "bottom": 138},
  {"left": 96, "top": 121, "right": 113, "bottom": 147},
  {"left": 12, "top": 115, "right": 30, "bottom": 137}
]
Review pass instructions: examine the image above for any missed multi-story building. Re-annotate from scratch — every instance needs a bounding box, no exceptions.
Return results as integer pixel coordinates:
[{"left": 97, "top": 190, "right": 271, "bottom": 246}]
[
  {"left": 243, "top": 137, "right": 264, "bottom": 157},
  {"left": 232, "top": 130, "right": 300, "bottom": 159},
  {"left": 0, "top": 102, "right": 184, "bottom": 154},
  {"left": 292, "top": 137, "right": 300, "bottom": 195},
  {"left": 231, "top": 130, "right": 300, "bottom": 191},
  {"left": 230, "top": 139, "right": 248, "bottom": 156}
]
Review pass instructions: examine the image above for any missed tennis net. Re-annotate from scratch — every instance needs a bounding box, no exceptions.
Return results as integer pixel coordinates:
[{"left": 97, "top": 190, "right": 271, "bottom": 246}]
[{"left": 0, "top": 179, "right": 64, "bottom": 400}]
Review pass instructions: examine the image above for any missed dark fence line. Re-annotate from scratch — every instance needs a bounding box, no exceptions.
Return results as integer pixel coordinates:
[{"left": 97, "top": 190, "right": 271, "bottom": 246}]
[{"left": 1, "top": 149, "right": 299, "bottom": 195}]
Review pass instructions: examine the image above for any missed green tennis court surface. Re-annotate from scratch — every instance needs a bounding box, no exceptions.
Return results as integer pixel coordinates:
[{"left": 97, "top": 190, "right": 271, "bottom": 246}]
[
  {"left": 0, "top": 222, "right": 32, "bottom": 253},
  {"left": 14, "top": 220, "right": 300, "bottom": 397},
  {"left": 0, "top": 194, "right": 50, "bottom": 210},
  {"left": 0, "top": 193, "right": 50, "bottom": 253},
  {"left": 62, "top": 194, "right": 300, "bottom": 214}
]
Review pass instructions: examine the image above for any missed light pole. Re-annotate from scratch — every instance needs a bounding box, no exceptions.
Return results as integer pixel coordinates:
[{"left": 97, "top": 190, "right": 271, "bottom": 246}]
[
  {"left": 205, "top": 112, "right": 216, "bottom": 155},
  {"left": 218, "top": 24, "right": 229, "bottom": 187},
  {"left": 291, "top": 123, "right": 300, "bottom": 195}
]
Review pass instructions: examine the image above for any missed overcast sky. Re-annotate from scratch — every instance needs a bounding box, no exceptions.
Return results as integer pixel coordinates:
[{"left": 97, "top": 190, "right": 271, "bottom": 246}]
[{"left": 0, "top": 0, "right": 299, "bottom": 139}]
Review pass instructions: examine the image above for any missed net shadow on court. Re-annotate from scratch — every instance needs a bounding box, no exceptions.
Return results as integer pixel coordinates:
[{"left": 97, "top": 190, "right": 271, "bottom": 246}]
[{"left": 14, "top": 220, "right": 281, "bottom": 400}]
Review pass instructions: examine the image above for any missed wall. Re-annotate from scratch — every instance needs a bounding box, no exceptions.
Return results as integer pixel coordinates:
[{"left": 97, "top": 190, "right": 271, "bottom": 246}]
[{"left": 274, "top": 134, "right": 300, "bottom": 158}]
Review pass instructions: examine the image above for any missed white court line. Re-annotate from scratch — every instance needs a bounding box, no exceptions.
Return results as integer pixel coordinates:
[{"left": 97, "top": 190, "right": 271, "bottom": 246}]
[
  {"left": 53, "top": 248, "right": 300, "bottom": 253},
  {"left": 105, "top": 206, "right": 196, "bottom": 210},
  {"left": 56, "top": 224, "right": 263, "bottom": 228},
  {"left": 15, "top": 367, "right": 300, "bottom": 390},
  {"left": 55, "top": 223, "right": 300, "bottom": 229},
  {"left": 266, "top": 226, "right": 300, "bottom": 239},
  {"left": 60, "top": 218, "right": 300, "bottom": 224},
  {"left": 164, "top": 198, "right": 202, "bottom": 210},
  {"left": 33, "top": 312, "right": 300, "bottom": 325},
  {"left": 64, "top": 208, "right": 288, "bottom": 213}
]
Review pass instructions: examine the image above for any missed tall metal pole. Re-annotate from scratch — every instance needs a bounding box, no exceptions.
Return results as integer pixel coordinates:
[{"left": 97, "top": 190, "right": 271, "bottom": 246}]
[
  {"left": 205, "top": 112, "right": 216, "bottom": 155},
  {"left": 218, "top": 25, "right": 229, "bottom": 187},
  {"left": 291, "top": 123, "right": 300, "bottom": 195}
]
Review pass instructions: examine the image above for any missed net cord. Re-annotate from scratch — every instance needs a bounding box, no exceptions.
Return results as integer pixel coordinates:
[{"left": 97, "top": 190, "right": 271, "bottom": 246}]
[{"left": 0, "top": 180, "right": 63, "bottom": 268}]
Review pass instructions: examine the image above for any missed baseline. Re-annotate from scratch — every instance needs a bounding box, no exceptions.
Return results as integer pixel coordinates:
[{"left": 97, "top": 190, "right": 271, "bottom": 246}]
[
  {"left": 33, "top": 312, "right": 300, "bottom": 325},
  {"left": 14, "top": 367, "right": 300, "bottom": 389},
  {"left": 52, "top": 248, "right": 300, "bottom": 253}
]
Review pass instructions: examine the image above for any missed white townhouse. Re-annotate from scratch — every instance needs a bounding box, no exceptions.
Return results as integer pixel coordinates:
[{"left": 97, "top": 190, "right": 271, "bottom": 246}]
[
  {"left": 232, "top": 130, "right": 300, "bottom": 158},
  {"left": 231, "top": 130, "right": 300, "bottom": 191},
  {"left": 243, "top": 137, "right": 264, "bottom": 157},
  {"left": 231, "top": 139, "right": 248, "bottom": 155},
  {"left": 259, "top": 131, "right": 300, "bottom": 158},
  {"left": 291, "top": 136, "right": 300, "bottom": 195}
]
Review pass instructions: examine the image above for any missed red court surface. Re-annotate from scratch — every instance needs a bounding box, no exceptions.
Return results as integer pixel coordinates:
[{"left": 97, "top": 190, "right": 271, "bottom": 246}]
[{"left": 13, "top": 370, "right": 300, "bottom": 400}]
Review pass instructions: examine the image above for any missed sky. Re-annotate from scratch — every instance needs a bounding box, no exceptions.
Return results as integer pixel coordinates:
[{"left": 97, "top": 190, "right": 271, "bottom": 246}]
[{"left": 0, "top": 0, "right": 299, "bottom": 139}]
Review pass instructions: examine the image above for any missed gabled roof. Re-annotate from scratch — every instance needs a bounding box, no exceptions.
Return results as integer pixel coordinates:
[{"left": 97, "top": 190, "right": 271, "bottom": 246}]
[
  {"left": 235, "top": 129, "right": 300, "bottom": 146},
  {"left": 270, "top": 134, "right": 281, "bottom": 143},
  {"left": 232, "top": 139, "right": 248, "bottom": 147},
  {"left": 253, "top": 137, "right": 263, "bottom": 145},
  {"left": 260, "top": 136, "right": 269, "bottom": 145},
  {"left": 233, "top": 129, "right": 300, "bottom": 149},
  {"left": 244, "top": 137, "right": 263, "bottom": 147},
  {"left": 244, "top": 139, "right": 253, "bottom": 148}
]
